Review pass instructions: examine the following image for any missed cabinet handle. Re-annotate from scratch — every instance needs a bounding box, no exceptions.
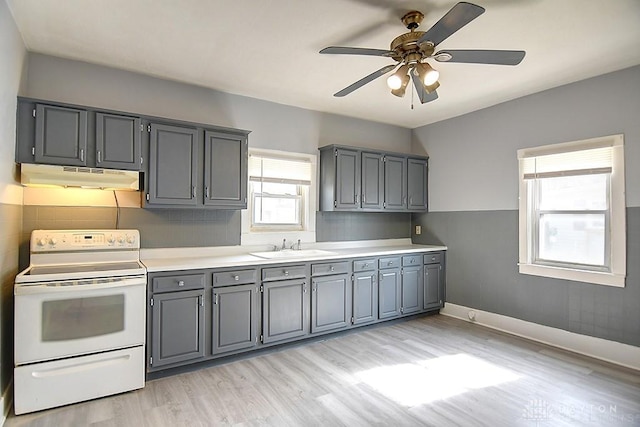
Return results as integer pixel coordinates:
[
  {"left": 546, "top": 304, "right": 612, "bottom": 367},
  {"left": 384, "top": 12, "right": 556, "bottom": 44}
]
[
  {"left": 284, "top": 270, "right": 289, "bottom": 276},
  {"left": 330, "top": 266, "right": 335, "bottom": 272},
  {"left": 97, "top": 150, "right": 102, "bottom": 164},
  {"left": 214, "top": 294, "right": 218, "bottom": 305},
  {"left": 178, "top": 280, "right": 185, "bottom": 287},
  {"left": 355, "top": 194, "right": 359, "bottom": 203},
  {"left": 233, "top": 275, "right": 239, "bottom": 281},
  {"left": 191, "top": 186, "right": 196, "bottom": 198},
  {"left": 372, "top": 274, "right": 376, "bottom": 283},
  {"left": 362, "top": 194, "right": 366, "bottom": 203},
  {"left": 303, "top": 282, "right": 307, "bottom": 293},
  {"left": 79, "top": 149, "right": 85, "bottom": 162},
  {"left": 205, "top": 187, "right": 210, "bottom": 198},
  {"left": 199, "top": 295, "right": 204, "bottom": 307},
  {"left": 363, "top": 263, "right": 368, "bottom": 268}
]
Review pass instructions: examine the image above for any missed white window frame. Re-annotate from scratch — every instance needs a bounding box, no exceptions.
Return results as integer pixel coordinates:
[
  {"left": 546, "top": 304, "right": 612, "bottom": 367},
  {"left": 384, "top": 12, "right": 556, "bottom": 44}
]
[
  {"left": 241, "top": 148, "right": 317, "bottom": 246},
  {"left": 517, "top": 134, "right": 626, "bottom": 287}
]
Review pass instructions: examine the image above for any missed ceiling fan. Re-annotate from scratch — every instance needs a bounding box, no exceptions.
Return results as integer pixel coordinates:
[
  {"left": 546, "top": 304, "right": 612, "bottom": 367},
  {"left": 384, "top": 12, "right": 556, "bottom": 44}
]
[{"left": 320, "top": 1, "right": 526, "bottom": 104}]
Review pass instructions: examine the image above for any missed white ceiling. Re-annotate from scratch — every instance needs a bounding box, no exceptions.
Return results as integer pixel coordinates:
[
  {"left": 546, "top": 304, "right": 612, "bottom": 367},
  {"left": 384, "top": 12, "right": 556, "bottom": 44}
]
[{"left": 7, "top": 0, "right": 640, "bottom": 129}]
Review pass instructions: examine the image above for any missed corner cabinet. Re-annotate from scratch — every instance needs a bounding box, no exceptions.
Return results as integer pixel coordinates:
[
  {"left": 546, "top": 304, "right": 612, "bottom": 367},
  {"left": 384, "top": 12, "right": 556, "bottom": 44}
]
[
  {"left": 319, "top": 144, "right": 428, "bottom": 212},
  {"left": 144, "top": 124, "right": 249, "bottom": 209}
]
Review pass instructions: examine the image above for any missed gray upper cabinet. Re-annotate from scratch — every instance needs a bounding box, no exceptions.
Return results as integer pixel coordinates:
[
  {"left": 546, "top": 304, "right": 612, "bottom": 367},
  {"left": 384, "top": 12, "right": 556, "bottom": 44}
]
[
  {"left": 147, "top": 123, "right": 199, "bottom": 206},
  {"left": 384, "top": 155, "right": 407, "bottom": 210},
  {"left": 95, "top": 113, "right": 142, "bottom": 170},
  {"left": 203, "top": 130, "right": 247, "bottom": 208},
  {"left": 212, "top": 283, "right": 259, "bottom": 354},
  {"left": 319, "top": 144, "right": 427, "bottom": 212},
  {"left": 361, "top": 152, "right": 384, "bottom": 210},
  {"left": 34, "top": 104, "right": 88, "bottom": 166},
  {"left": 407, "top": 158, "right": 428, "bottom": 211}
]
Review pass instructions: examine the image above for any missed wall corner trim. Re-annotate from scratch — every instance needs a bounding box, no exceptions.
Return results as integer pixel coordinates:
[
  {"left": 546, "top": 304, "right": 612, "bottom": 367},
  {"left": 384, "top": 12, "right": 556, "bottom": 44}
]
[{"left": 441, "top": 303, "right": 640, "bottom": 372}]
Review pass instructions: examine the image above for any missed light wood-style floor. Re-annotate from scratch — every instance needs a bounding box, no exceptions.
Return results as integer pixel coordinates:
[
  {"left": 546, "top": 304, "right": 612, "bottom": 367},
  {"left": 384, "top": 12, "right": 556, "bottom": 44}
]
[{"left": 6, "top": 315, "right": 640, "bottom": 426}]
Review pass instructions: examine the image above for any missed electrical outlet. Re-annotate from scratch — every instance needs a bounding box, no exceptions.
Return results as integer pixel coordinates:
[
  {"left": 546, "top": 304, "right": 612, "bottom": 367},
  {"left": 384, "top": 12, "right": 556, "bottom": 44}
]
[{"left": 415, "top": 225, "right": 422, "bottom": 235}]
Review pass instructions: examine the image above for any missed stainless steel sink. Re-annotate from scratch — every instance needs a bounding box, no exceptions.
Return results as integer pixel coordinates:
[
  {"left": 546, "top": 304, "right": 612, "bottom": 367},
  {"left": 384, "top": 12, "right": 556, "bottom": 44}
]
[{"left": 250, "top": 249, "right": 336, "bottom": 259}]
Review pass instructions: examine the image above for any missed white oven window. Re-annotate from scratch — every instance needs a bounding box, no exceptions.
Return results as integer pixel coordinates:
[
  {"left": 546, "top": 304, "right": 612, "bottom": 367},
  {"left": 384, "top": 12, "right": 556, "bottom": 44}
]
[{"left": 41, "top": 294, "right": 125, "bottom": 341}]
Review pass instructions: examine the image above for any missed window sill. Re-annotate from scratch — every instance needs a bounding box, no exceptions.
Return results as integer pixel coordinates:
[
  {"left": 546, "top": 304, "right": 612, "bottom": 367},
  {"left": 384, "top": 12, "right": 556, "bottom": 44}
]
[
  {"left": 518, "top": 263, "right": 625, "bottom": 287},
  {"left": 241, "top": 230, "right": 315, "bottom": 247}
]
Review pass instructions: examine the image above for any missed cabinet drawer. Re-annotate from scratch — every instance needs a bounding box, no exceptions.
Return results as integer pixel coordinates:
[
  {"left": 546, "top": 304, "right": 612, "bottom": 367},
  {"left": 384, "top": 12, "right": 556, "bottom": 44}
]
[
  {"left": 353, "top": 258, "right": 376, "bottom": 272},
  {"left": 402, "top": 255, "right": 422, "bottom": 266},
  {"left": 212, "top": 269, "right": 257, "bottom": 287},
  {"left": 424, "top": 252, "right": 443, "bottom": 265},
  {"left": 379, "top": 256, "right": 401, "bottom": 269},
  {"left": 311, "top": 261, "right": 349, "bottom": 277},
  {"left": 262, "top": 265, "right": 306, "bottom": 282},
  {"left": 152, "top": 273, "right": 205, "bottom": 293}
]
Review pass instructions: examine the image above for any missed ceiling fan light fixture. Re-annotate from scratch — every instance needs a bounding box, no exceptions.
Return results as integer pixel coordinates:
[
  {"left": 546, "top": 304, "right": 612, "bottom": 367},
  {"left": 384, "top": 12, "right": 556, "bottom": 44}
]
[
  {"left": 391, "top": 73, "right": 410, "bottom": 97},
  {"left": 416, "top": 62, "right": 439, "bottom": 86},
  {"left": 424, "top": 80, "right": 440, "bottom": 94},
  {"left": 386, "top": 65, "right": 410, "bottom": 90}
]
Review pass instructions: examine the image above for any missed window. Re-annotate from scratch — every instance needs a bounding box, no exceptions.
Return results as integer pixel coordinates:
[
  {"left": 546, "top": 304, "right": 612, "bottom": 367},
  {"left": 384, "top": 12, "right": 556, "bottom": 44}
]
[
  {"left": 517, "top": 135, "right": 625, "bottom": 287},
  {"left": 241, "top": 149, "right": 316, "bottom": 245}
]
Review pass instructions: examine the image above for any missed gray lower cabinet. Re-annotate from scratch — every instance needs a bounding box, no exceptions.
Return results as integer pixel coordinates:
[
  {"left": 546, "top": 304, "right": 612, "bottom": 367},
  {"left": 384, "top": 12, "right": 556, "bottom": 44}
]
[
  {"left": 262, "top": 278, "right": 309, "bottom": 344},
  {"left": 212, "top": 284, "right": 259, "bottom": 354},
  {"left": 353, "top": 270, "right": 378, "bottom": 325},
  {"left": 150, "top": 289, "right": 205, "bottom": 368},
  {"left": 147, "top": 123, "right": 199, "bottom": 206},
  {"left": 311, "top": 273, "right": 351, "bottom": 333},
  {"left": 378, "top": 257, "right": 401, "bottom": 320},
  {"left": 401, "top": 265, "right": 422, "bottom": 315},
  {"left": 34, "top": 103, "right": 88, "bottom": 166},
  {"left": 95, "top": 112, "right": 142, "bottom": 170},
  {"left": 424, "top": 252, "right": 445, "bottom": 311}
]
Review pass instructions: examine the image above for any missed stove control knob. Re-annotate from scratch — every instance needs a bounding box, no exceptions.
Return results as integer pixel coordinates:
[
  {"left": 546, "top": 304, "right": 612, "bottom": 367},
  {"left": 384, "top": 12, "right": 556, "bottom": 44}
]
[
  {"left": 126, "top": 235, "right": 135, "bottom": 244},
  {"left": 37, "top": 238, "right": 47, "bottom": 247},
  {"left": 48, "top": 238, "right": 57, "bottom": 246},
  {"left": 117, "top": 236, "right": 125, "bottom": 244},
  {"left": 107, "top": 235, "right": 115, "bottom": 244}
]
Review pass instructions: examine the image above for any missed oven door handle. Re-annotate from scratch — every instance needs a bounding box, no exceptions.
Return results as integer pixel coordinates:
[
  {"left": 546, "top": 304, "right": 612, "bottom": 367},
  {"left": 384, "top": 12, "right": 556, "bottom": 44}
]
[{"left": 15, "top": 276, "right": 147, "bottom": 295}]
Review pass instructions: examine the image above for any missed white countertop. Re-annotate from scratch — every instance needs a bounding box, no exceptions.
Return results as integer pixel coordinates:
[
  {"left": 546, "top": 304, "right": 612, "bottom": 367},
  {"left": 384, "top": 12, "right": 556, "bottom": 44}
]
[{"left": 141, "top": 239, "right": 447, "bottom": 272}]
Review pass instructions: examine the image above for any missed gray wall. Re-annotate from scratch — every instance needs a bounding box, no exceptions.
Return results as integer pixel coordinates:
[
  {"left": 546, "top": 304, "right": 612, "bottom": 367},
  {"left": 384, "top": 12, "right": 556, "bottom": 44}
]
[
  {"left": 0, "top": 0, "right": 26, "bottom": 411},
  {"left": 412, "top": 66, "right": 640, "bottom": 347}
]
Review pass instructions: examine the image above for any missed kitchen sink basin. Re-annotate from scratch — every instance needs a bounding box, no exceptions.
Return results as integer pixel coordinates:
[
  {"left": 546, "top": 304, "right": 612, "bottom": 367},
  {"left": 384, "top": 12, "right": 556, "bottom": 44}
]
[{"left": 250, "top": 249, "right": 336, "bottom": 259}]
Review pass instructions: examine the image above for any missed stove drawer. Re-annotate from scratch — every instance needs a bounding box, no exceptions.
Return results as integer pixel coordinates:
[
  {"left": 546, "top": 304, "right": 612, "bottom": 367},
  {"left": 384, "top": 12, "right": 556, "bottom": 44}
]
[{"left": 152, "top": 273, "right": 205, "bottom": 293}]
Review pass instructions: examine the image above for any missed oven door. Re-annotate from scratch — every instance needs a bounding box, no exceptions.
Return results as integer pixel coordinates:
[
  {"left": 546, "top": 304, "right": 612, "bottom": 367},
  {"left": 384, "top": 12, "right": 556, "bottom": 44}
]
[{"left": 15, "top": 276, "right": 146, "bottom": 365}]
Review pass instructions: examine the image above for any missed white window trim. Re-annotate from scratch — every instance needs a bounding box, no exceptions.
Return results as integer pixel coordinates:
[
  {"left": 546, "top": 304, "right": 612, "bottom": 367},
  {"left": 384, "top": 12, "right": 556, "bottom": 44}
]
[
  {"left": 517, "top": 134, "right": 626, "bottom": 287},
  {"left": 241, "top": 148, "right": 317, "bottom": 246}
]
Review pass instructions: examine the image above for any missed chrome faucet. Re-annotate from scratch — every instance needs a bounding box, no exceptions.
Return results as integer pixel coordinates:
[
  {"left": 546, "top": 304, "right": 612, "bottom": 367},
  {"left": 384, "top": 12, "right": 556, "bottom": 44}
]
[
  {"left": 290, "top": 239, "right": 301, "bottom": 250},
  {"left": 281, "top": 238, "right": 287, "bottom": 251}
]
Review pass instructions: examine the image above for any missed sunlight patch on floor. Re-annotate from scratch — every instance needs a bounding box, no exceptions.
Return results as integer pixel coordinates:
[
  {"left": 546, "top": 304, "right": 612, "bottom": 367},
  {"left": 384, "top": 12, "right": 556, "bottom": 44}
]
[{"left": 355, "top": 353, "right": 521, "bottom": 407}]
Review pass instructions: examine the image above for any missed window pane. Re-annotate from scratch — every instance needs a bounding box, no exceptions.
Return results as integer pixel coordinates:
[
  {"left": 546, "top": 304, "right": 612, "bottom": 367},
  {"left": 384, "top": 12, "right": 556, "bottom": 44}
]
[
  {"left": 253, "top": 196, "right": 300, "bottom": 225},
  {"left": 538, "top": 174, "right": 607, "bottom": 211},
  {"left": 538, "top": 213, "right": 605, "bottom": 266}
]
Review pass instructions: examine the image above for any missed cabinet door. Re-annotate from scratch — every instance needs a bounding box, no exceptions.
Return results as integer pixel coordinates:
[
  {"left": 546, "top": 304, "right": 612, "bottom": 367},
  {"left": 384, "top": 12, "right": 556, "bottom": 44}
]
[
  {"left": 384, "top": 155, "right": 407, "bottom": 210},
  {"left": 262, "top": 279, "right": 309, "bottom": 344},
  {"left": 335, "top": 148, "right": 360, "bottom": 209},
  {"left": 96, "top": 113, "right": 142, "bottom": 170},
  {"left": 148, "top": 123, "right": 198, "bottom": 205},
  {"left": 353, "top": 271, "right": 377, "bottom": 325},
  {"left": 401, "top": 266, "right": 422, "bottom": 315},
  {"left": 35, "top": 104, "right": 87, "bottom": 166},
  {"left": 424, "top": 264, "right": 443, "bottom": 311},
  {"left": 151, "top": 290, "right": 205, "bottom": 368},
  {"left": 311, "top": 274, "right": 351, "bottom": 333},
  {"left": 212, "top": 284, "right": 258, "bottom": 354},
  {"left": 407, "top": 158, "right": 428, "bottom": 211},
  {"left": 361, "top": 152, "right": 384, "bottom": 210},
  {"left": 378, "top": 268, "right": 401, "bottom": 319},
  {"left": 203, "top": 131, "right": 247, "bottom": 208}
]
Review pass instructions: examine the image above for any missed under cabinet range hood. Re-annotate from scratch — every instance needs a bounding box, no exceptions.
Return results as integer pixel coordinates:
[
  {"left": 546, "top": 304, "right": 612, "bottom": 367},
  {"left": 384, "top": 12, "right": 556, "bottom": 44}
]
[{"left": 20, "top": 163, "right": 140, "bottom": 191}]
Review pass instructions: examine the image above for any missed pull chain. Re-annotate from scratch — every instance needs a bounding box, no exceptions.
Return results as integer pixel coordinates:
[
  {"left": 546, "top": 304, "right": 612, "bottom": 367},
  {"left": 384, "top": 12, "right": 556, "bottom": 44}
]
[{"left": 411, "top": 83, "right": 415, "bottom": 110}]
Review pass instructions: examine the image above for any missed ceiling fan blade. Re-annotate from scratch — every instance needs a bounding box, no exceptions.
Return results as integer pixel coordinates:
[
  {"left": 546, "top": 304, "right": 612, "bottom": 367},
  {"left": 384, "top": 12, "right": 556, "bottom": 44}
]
[
  {"left": 334, "top": 64, "right": 397, "bottom": 97},
  {"left": 411, "top": 73, "right": 438, "bottom": 104},
  {"left": 320, "top": 46, "right": 395, "bottom": 57},
  {"left": 435, "top": 49, "right": 526, "bottom": 65},
  {"left": 418, "top": 2, "right": 485, "bottom": 47}
]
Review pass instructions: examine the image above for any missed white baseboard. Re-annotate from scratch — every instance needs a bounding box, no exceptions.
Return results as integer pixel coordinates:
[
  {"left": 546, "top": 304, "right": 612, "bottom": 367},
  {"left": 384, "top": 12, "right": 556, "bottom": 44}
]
[
  {"left": 441, "top": 302, "right": 640, "bottom": 371},
  {"left": 0, "top": 379, "right": 12, "bottom": 426}
]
